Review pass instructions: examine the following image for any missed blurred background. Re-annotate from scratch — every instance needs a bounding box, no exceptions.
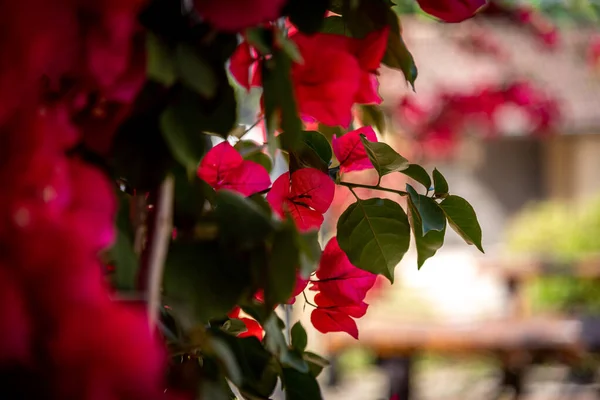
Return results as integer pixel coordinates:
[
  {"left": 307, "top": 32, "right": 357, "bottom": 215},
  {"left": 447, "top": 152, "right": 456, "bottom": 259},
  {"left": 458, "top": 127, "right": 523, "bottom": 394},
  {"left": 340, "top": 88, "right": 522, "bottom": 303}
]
[{"left": 243, "top": 0, "right": 600, "bottom": 398}]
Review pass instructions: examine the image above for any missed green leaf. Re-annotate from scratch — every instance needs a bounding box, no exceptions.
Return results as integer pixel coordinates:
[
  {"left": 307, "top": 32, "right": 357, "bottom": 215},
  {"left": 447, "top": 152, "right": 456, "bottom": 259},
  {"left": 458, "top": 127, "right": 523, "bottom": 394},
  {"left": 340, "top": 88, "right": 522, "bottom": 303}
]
[
  {"left": 401, "top": 164, "right": 431, "bottom": 190},
  {"left": 405, "top": 184, "right": 446, "bottom": 235},
  {"left": 265, "top": 221, "right": 299, "bottom": 308},
  {"left": 285, "top": 0, "right": 329, "bottom": 34},
  {"left": 296, "top": 231, "right": 322, "bottom": 278},
  {"left": 343, "top": 0, "right": 417, "bottom": 89},
  {"left": 291, "top": 322, "right": 308, "bottom": 352},
  {"left": 109, "top": 193, "right": 138, "bottom": 291},
  {"left": 245, "top": 27, "right": 273, "bottom": 55},
  {"left": 207, "top": 337, "right": 244, "bottom": 386},
  {"left": 439, "top": 195, "right": 484, "bottom": 253},
  {"left": 163, "top": 241, "right": 252, "bottom": 323},
  {"left": 432, "top": 168, "right": 449, "bottom": 198},
  {"left": 407, "top": 199, "right": 445, "bottom": 269},
  {"left": 360, "top": 134, "right": 409, "bottom": 181},
  {"left": 112, "top": 82, "right": 177, "bottom": 191},
  {"left": 109, "top": 229, "right": 138, "bottom": 291},
  {"left": 210, "top": 331, "right": 279, "bottom": 398},
  {"left": 359, "top": 105, "right": 387, "bottom": 134},
  {"left": 382, "top": 16, "right": 418, "bottom": 90},
  {"left": 283, "top": 367, "right": 323, "bottom": 400},
  {"left": 320, "top": 16, "right": 347, "bottom": 34},
  {"left": 262, "top": 50, "right": 303, "bottom": 158},
  {"left": 337, "top": 198, "right": 411, "bottom": 283},
  {"left": 160, "top": 103, "right": 209, "bottom": 169},
  {"left": 246, "top": 151, "right": 273, "bottom": 173},
  {"left": 175, "top": 43, "right": 217, "bottom": 98},
  {"left": 303, "top": 352, "right": 329, "bottom": 378},
  {"left": 302, "top": 131, "right": 333, "bottom": 166},
  {"left": 280, "top": 130, "right": 332, "bottom": 174},
  {"left": 317, "top": 123, "right": 345, "bottom": 142},
  {"left": 222, "top": 318, "right": 249, "bottom": 336},
  {"left": 215, "top": 191, "right": 274, "bottom": 249},
  {"left": 264, "top": 315, "right": 309, "bottom": 373},
  {"left": 146, "top": 33, "right": 176, "bottom": 86},
  {"left": 173, "top": 165, "right": 215, "bottom": 225}
]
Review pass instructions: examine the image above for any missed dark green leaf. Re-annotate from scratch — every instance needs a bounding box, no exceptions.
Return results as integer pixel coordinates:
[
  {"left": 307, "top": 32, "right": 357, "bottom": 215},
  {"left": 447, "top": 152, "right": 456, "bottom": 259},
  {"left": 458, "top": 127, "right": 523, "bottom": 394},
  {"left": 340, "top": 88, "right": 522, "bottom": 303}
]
[
  {"left": 262, "top": 50, "right": 303, "bottom": 157},
  {"left": 245, "top": 27, "right": 273, "bottom": 55},
  {"left": 303, "top": 131, "right": 333, "bottom": 166},
  {"left": 318, "top": 123, "right": 345, "bottom": 142},
  {"left": 291, "top": 322, "right": 308, "bottom": 352},
  {"left": 405, "top": 184, "right": 446, "bottom": 235},
  {"left": 407, "top": 200, "right": 445, "bottom": 269},
  {"left": 146, "top": 33, "right": 176, "bottom": 86},
  {"left": 337, "top": 198, "right": 411, "bottom": 283},
  {"left": 320, "top": 16, "right": 347, "bottom": 34},
  {"left": 382, "top": 16, "right": 418, "bottom": 90},
  {"left": 246, "top": 151, "right": 273, "bottom": 173},
  {"left": 432, "top": 168, "right": 449, "bottom": 198},
  {"left": 160, "top": 103, "right": 209, "bottom": 169},
  {"left": 359, "top": 105, "right": 387, "bottom": 134},
  {"left": 303, "top": 352, "right": 329, "bottom": 378},
  {"left": 207, "top": 337, "right": 244, "bottom": 386},
  {"left": 210, "top": 331, "right": 279, "bottom": 398},
  {"left": 280, "top": 130, "right": 331, "bottom": 174},
  {"left": 401, "top": 164, "right": 431, "bottom": 190},
  {"left": 265, "top": 221, "right": 299, "bottom": 308},
  {"left": 439, "top": 195, "right": 484, "bottom": 253},
  {"left": 264, "top": 315, "right": 309, "bottom": 373},
  {"left": 360, "top": 135, "right": 409, "bottom": 180},
  {"left": 109, "top": 229, "right": 138, "bottom": 291},
  {"left": 343, "top": 0, "right": 417, "bottom": 89},
  {"left": 296, "top": 230, "right": 322, "bottom": 278},
  {"left": 163, "top": 241, "right": 252, "bottom": 323},
  {"left": 112, "top": 83, "right": 175, "bottom": 191},
  {"left": 173, "top": 165, "right": 215, "bottom": 226},
  {"left": 215, "top": 191, "right": 274, "bottom": 249},
  {"left": 285, "top": 0, "right": 329, "bottom": 34},
  {"left": 283, "top": 367, "right": 323, "bottom": 400},
  {"left": 222, "top": 318, "right": 249, "bottom": 336},
  {"left": 175, "top": 43, "right": 217, "bottom": 98}
]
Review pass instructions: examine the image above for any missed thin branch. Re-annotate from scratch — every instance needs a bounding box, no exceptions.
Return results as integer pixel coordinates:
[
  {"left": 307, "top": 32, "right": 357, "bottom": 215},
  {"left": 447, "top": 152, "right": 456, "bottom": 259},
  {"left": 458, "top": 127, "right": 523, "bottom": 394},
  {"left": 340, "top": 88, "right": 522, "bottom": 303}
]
[
  {"left": 139, "top": 175, "right": 175, "bottom": 329},
  {"left": 338, "top": 181, "right": 408, "bottom": 197},
  {"left": 302, "top": 290, "right": 318, "bottom": 309},
  {"left": 132, "top": 193, "right": 147, "bottom": 256}
]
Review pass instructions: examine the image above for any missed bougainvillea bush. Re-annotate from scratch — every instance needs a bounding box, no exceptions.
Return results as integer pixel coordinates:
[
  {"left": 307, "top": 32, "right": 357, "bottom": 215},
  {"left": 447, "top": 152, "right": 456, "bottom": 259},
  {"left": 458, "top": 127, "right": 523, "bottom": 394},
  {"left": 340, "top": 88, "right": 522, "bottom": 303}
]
[{"left": 0, "top": 0, "right": 484, "bottom": 398}]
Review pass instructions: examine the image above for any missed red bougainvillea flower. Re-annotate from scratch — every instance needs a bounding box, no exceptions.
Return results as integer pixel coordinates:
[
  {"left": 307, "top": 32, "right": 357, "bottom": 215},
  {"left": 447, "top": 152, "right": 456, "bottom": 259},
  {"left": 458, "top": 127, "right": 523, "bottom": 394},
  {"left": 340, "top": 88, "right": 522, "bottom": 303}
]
[
  {"left": 311, "top": 237, "right": 377, "bottom": 305},
  {"left": 310, "top": 293, "right": 368, "bottom": 339},
  {"left": 332, "top": 126, "right": 378, "bottom": 173},
  {"left": 229, "top": 41, "right": 262, "bottom": 90},
  {"left": 228, "top": 307, "right": 265, "bottom": 340},
  {"left": 266, "top": 168, "right": 335, "bottom": 231},
  {"left": 198, "top": 141, "right": 271, "bottom": 196},
  {"left": 290, "top": 29, "right": 388, "bottom": 127},
  {"left": 417, "top": 0, "right": 486, "bottom": 22},
  {"left": 194, "top": 0, "right": 287, "bottom": 32}
]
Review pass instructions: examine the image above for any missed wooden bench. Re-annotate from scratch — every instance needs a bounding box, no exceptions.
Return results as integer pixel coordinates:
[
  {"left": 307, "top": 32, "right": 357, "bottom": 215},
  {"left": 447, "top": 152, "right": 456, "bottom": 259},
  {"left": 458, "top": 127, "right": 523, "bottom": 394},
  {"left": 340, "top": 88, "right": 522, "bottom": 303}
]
[{"left": 323, "top": 257, "right": 600, "bottom": 399}]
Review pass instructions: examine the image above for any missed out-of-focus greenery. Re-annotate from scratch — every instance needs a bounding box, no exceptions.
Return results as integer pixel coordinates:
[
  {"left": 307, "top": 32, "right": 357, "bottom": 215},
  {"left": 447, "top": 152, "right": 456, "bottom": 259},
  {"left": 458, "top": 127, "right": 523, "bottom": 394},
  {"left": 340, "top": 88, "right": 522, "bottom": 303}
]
[
  {"left": 506, "top": 196, "right": 600, "bottom": 315},
  {"left": 506, "top": 196, "right": 600, "bottom": 261}
]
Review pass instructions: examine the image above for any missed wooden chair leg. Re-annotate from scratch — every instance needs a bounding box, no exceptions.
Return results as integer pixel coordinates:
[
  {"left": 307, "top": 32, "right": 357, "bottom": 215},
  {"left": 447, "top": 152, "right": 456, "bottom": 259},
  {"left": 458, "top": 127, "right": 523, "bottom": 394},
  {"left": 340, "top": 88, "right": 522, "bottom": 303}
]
[
  {"left": 379, "top": 356, "right": 412, "bottom": 400},
  {"left": 497, "top": 364, "right": 524, "bottom": 400},
  {"left": 326, "top": 353, "right": 340, "bottom": 388}
]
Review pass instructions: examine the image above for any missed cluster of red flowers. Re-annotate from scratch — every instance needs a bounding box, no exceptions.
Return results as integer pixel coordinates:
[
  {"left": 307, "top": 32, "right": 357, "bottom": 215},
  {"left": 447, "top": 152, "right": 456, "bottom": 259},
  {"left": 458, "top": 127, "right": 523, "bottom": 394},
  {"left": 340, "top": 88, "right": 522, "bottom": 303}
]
[
  {"left": 198, "top": 127, "right": 382, "bottom": 338},
  {"left": 397, "top": 81, "right": 560, "bottom": 159},
  {"left": 0, "top": 0, "right": 173, "bottom": 398}
]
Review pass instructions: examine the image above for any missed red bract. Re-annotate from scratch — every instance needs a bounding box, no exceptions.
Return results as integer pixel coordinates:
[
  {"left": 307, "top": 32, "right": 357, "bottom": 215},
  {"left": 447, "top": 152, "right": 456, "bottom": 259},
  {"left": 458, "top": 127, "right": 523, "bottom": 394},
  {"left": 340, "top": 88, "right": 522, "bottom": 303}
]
[
  {"left": 266, "top": 168, "right": 335, "bottom": 232},
  {"left": 332, "top": 126, "right": 378, "bottom": 173},
  {"left": 417, "top": 0, "right": 486, "bottom": 22},
  {"left": 311, "top": 237, "right": 377, "bottom": 305},
  {"left": 229, "top": 41, "right": 261, "bottom": 91},
  {"left": 194, "top": 0, "right": 287, "bottom": 32},
  {"left": 310, "top": 293, "right": 368, "bottom": 339},
  {"left": 197, "top": 141, "right": 271, "bottom": 196},
  {"left": 291, "top": 30, "right": 388, "bottom": 127},
  {"left": 228, "top": 307, "right": 265, "bottom": 340}
]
